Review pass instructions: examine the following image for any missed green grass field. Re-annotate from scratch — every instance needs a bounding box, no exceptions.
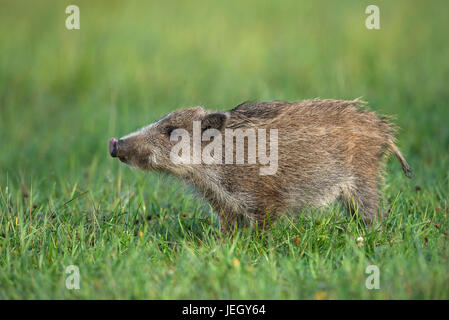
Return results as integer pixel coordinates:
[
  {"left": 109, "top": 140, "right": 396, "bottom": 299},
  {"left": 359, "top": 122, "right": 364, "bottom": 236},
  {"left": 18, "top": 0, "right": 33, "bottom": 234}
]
[{"left": 0, "top": 0, "right": 448, "bottom": 299}]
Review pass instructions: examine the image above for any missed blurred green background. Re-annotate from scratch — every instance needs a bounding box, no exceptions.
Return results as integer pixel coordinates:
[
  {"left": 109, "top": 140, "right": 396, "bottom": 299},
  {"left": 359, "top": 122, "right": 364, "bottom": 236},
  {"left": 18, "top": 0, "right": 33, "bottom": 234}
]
[
  {"left": 0, "top": 0, "right": 448, "bottom": 299},
  {"left": 1, "top": 0, "right": 448, "bottom": 177}
]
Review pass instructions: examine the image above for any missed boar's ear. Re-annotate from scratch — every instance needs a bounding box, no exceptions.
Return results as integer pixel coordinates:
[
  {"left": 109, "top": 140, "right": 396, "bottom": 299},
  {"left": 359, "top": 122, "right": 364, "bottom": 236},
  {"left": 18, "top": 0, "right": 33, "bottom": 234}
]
[{"left": 201, "top": 112, "right": 229, "bottom": 132}]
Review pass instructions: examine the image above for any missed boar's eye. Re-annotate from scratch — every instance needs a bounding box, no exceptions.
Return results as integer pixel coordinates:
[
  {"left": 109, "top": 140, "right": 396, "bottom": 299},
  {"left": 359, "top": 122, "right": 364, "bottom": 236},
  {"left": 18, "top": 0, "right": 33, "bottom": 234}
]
[{"left": 161, "top": 125, "right": 176, "bottom": 137}]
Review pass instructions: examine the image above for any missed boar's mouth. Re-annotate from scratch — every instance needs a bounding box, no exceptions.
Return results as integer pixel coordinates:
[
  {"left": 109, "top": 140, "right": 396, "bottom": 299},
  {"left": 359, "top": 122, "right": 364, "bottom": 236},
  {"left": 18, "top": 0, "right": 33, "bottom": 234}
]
[{"left": 118, "top": 156, "right": 128, "bottom": 163}]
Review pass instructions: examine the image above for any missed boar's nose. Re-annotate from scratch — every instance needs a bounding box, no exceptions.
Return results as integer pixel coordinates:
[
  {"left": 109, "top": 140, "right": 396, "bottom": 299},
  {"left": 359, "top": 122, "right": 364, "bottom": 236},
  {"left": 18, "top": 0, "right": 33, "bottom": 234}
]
[{"left": 109, "top": 138, "right": 118, "bottom": 157}]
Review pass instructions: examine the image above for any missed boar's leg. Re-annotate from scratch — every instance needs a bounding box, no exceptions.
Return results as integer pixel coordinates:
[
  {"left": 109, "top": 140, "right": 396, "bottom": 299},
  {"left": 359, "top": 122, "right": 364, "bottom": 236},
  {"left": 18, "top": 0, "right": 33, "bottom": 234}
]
[
  {"left": 217, "top": 210, "right": 238, "bottom": 233},
  {"left": 340, "top": 178, "right": 382, "bottom": 225}
]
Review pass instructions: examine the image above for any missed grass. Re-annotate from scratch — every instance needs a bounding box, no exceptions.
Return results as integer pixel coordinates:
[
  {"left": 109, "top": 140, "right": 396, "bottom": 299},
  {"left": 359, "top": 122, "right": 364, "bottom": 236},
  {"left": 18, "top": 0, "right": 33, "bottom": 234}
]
[{"left": 0, "top": 0, "right": 448, "bottom": 299}]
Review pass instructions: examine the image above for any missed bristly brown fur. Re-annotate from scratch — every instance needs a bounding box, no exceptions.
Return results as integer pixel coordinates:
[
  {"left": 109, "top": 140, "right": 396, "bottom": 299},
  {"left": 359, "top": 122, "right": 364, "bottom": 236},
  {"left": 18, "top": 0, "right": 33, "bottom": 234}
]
[{"left": 115, "top": 99, "right": 413, "bottom": 230}]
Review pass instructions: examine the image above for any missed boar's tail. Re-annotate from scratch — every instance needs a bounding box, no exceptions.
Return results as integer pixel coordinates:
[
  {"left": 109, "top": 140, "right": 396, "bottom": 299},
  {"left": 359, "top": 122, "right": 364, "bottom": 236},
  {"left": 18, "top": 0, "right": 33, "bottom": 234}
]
[{"left": 387, "top": 141, "right": 414, "bottom": 178}]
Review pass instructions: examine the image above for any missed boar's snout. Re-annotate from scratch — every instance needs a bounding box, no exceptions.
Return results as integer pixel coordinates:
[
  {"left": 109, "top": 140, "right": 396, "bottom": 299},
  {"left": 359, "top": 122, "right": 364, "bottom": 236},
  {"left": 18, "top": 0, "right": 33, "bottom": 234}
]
[
  {"left": 109, "top": 138, "right": 129, "bottom": 163},
  {"left": 109, "top": 138, "right": 119, "bottom": 158}
]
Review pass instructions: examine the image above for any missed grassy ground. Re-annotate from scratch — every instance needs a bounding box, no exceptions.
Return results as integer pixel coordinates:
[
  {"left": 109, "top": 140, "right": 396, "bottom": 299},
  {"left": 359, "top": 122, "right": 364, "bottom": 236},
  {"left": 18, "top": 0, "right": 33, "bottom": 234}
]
[{"left": 0, "top": 0, "right": 448, "bottom": 299}]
